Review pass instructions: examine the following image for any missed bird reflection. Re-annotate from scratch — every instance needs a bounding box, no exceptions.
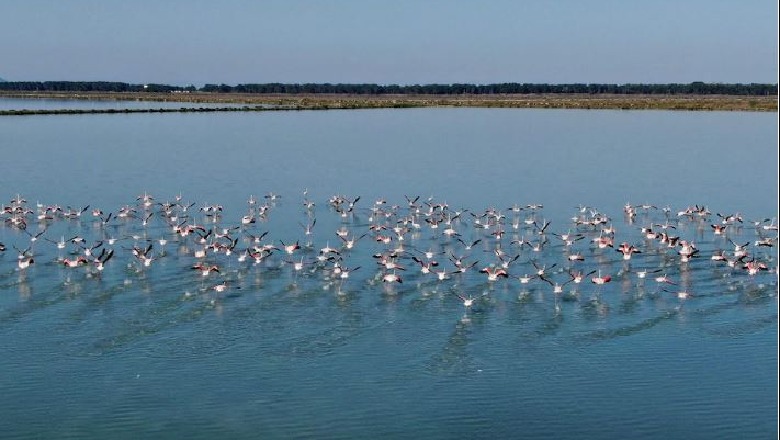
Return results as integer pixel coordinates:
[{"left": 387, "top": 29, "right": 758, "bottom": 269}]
[{"left": 0, "top": 192, "right": 776, "bottom": 346}]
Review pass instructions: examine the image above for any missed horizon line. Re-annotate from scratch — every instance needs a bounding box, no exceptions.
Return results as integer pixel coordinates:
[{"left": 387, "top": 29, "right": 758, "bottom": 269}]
[{"left": 1, "top": 79, "right": 778, "bottom": 87}]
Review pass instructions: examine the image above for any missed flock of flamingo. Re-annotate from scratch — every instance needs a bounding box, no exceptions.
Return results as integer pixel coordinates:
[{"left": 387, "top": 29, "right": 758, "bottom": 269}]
[{"left": 1, "top": 191, "right": 777, "bottom": 313}]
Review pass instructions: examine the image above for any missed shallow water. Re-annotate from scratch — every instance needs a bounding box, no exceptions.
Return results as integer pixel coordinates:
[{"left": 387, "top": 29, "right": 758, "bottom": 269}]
[
  {"left": 0, "top": 97, "right": 241, "bottom": 111},
  {"left": 0, "top": 108, "right": 777, "bottom": 439}
]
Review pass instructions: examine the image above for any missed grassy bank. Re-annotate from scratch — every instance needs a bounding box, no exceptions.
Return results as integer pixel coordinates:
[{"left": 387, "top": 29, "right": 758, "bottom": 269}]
[{"left": 0, "top": 91, "right": 776, "bottom": 114}]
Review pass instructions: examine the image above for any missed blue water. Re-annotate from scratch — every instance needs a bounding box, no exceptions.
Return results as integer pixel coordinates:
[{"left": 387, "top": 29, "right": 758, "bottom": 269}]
[
  {"left": 0, "top": 97, "right": 241, "bottom": 111},
  {"left": 0, "top": 108, "right": 777, "bottom": 439}
]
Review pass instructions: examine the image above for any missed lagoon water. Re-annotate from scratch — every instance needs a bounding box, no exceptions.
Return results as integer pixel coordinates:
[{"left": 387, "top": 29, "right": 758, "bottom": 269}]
[
  {"left": 0, "top": 108, "right": 777, "bottom": 439},
  {"left": 0, "top": 97, "right": 239, "bottom": 111}
]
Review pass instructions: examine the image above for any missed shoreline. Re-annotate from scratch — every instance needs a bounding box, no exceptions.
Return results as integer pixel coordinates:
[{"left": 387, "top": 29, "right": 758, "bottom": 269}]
[{"left": 0, "top": 91, "right": 776, "bottom": 113}]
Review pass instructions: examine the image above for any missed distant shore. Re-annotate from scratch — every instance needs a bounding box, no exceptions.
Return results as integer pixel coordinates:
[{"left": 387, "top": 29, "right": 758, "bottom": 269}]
[{"left": 0, "top": 91, "right": 776, "bottom": 114}]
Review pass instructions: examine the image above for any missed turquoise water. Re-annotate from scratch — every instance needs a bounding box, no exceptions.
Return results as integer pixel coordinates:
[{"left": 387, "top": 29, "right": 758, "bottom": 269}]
[{"left": 0, "top": 108, "right": 777, "bottom": 439}]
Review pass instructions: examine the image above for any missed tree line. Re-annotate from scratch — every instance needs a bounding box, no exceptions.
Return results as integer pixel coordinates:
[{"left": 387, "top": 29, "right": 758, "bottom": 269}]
[
  {"left": 0, "top": 81, "right": 187, "bottom": 93},
  {"left": 0, "top": 81, "right": 776, "bottom": 95}
]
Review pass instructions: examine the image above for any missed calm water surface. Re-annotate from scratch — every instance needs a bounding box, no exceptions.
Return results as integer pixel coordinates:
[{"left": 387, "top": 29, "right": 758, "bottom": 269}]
[
  {"left": 0, "top": 97, "right": 241, "bottom": 111},
  {"left": 0, "top": 108, "right": 777, "bottom": 439}
]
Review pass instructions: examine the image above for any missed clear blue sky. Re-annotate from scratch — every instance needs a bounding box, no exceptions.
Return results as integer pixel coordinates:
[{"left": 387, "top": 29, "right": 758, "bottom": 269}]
[{"left": 1, "top": 0, "right": 777, "bottom": 85}]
